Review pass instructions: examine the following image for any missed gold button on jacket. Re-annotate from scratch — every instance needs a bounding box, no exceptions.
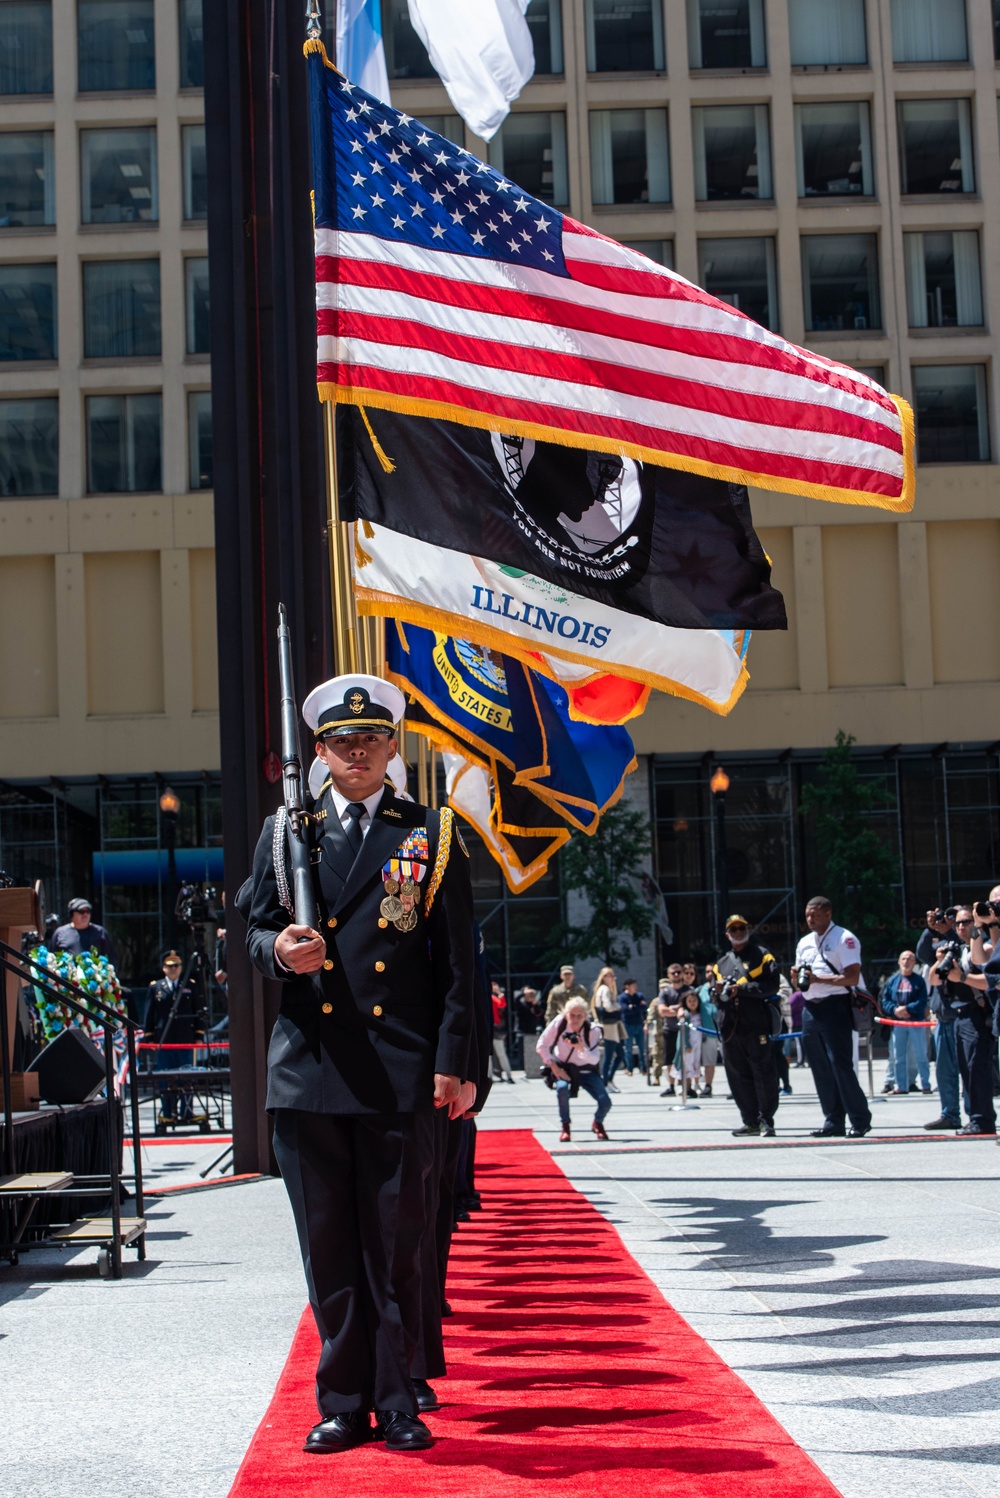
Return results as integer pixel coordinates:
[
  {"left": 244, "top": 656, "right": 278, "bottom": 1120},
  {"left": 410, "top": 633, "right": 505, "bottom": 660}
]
[
  {"left": 374, "top": 960, "right": 385, "bottom": 973},
  {"left": 373, "top": 1005, "right": 383, "bottom": 1017},
  {"left": 321, "top": 1002, "right": 333, "bottom": 1015},
  {"left": 327, "top": 916, "right": 337, "bottom": 929},
  {"left": 323, "top": 958, "right": 334, "bottom": 971},
  {"left": 377, "top": 917, "right": 388, "bottom": 929}
]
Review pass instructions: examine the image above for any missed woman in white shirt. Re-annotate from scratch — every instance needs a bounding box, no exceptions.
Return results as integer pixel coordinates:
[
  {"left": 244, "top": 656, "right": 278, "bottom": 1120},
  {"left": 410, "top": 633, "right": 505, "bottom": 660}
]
[
  {"left": 537, "top": 996, "right": 612, "bottom": 1142},
  {"left": 592, "top": 966, "right": 628, "bottom": 1092}
]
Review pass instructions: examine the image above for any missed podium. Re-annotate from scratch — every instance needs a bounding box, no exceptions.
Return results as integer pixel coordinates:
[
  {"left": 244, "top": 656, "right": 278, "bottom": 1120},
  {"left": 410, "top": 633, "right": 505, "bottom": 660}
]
[{"left": 0, "top": 884, "right": 42, "bottom": 1108}]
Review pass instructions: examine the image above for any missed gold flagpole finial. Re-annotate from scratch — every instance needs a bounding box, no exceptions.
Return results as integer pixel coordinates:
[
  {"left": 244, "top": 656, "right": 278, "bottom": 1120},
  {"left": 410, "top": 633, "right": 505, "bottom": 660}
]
[{"left": 305, "top": 1, "right": 322, "bottom": 42}]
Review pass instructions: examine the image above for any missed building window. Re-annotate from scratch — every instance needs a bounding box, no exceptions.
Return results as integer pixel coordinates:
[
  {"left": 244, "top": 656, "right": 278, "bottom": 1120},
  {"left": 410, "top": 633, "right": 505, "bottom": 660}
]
[
  {"left": 687, "top": 0, "right": 766, "bottom": 69},
  {"left": 417, "top": 115, "right": 464, "bottom": 146},
  {"left": 788, "top": 0, "right": 866, "bottom": 66},
  {"left": 795, "top": 101, "right": 872, "bottom": 197},
  {"left": 182, "top": 124, "right": 206, "bottom": 220},
  {"left": 622, "top": 238, "right": 674, "bottom": 267},
  {"left": 0, "top": 130, "right": 55, "bottom": 227},
  {"left": 590, "top": 108, "right": 669, "bottom": 204},
  {"left": 904, "top": 231, "right": 982, "bottom": 328},
  {"left": 890, "top": 0, "right": 967, "bottom": 64},
  {"left": 80, "top": 127, "right": 157, "bottom": 224},
  {"left": 383, "top": 0, "right": 434, "bottom": 78},
  {"left": 178, "top": 0, "right": 203, "bottom": 87},
  {"left": 0, "top": 0, "right": 53, "bottom": 95},
  {"left": 489, "top": 112, "right": 569, "bottom": 206},
  {"left": 898, "top": 99, "right": 974, "bottom": 194},
  {"left": 585, "top": 0, "right": 664, "bottom": 71},
  {"left": 913, "top": 365, "right": 989, "bottom": 463},
  {"left": 78, "top": 0, "right": 155, "bottom": 92},
  {"left": 188, "top": 390, "right": 211, "bottom": 490},
  {"left": 854, "top": 363, "right": 885, "bottom": 384},
  {"left": 0, "top": 262, "right": 56, "bottom": 360},
  {"left": 527, "top": 0, "right": 563, "bottom": 74},
  {"left": 693, "top": 104, "right": 771, "bottom": 200},
  {"left": 83, "top": 259, "right": 161, "bottom": 358},
  {"left": 185, "top": 257, "right": 210, "bottom": 354},
  {"left": 86, "top": 392, "right": 162, "bottom": 492},
  {"left": 0, "top": 395, "right": 57, "bottom": 495},
  {"left": 801, "top": 233, "right": 880, "bottom": 331},
  {"left": 698, "top": 236, "right": 777, "bottom": 328}
]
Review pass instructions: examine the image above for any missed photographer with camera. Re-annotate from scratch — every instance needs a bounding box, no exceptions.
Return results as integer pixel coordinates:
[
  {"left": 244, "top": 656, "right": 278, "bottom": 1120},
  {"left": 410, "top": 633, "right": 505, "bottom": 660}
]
[
  {"left": 916, "top": 906, "right": 958, "bottom": 969},
  {"left": 928, "top": 907, "right": 995, "bottom": 1135},
  {"left": 537, "top": 995, "right": 612, "bottom": 1142},
  {"left": 712, "top": 914, "right": 781, "bottom": 1137},
  {"left": 793, "top": 896, "right": 872, "bottom": 1138}
]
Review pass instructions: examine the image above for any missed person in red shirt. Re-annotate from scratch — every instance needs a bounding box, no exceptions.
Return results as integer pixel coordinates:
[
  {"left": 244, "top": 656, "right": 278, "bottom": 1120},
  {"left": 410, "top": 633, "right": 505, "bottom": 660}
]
[{"left": 490, "top": 981, "right": 514, "bottom": 1083}]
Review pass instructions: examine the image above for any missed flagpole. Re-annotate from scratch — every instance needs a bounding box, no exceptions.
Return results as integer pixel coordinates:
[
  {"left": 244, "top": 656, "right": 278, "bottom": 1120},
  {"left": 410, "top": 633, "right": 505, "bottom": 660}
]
[{"left": 323, "top": 402, "right": 361, "bottom": 675}]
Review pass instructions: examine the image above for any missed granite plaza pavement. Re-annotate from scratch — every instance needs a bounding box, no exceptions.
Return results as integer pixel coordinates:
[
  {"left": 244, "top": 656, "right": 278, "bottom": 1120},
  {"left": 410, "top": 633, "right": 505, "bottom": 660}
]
[{"left": 0, "top": 1060, "right": 997, "bottom": 1498}]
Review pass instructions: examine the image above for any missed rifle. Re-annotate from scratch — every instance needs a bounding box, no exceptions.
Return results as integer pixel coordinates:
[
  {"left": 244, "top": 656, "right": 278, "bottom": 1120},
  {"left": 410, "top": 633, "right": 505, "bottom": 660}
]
[{"left": 277, "top": 604, "right": 319, "bottom": 930}]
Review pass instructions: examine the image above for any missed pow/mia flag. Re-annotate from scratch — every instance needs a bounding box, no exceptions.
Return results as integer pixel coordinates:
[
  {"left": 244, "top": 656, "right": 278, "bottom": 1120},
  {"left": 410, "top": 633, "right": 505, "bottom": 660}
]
[{"left": 339, "top": 406, "right": 786, "bottom": 633}]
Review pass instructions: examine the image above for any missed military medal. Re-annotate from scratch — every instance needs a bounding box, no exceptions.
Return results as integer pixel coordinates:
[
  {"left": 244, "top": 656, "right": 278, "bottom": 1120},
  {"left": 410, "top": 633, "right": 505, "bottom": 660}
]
[{"left": 381, "top": 851, "right": 428, "bottom": 933}]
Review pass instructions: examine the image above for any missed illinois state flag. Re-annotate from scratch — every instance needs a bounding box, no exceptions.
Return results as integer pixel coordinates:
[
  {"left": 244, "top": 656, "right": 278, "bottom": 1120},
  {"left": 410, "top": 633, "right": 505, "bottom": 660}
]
[{"left": 306, "top": 41, "right": 914, "bottom": 509}]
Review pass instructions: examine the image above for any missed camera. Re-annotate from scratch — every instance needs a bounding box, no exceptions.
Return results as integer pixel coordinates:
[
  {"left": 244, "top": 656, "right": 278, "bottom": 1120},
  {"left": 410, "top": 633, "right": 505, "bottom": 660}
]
[
  {"left": 974, "top": 900, "right": 1000, "bottom": 922},
  {"left": 798, "top": 966, "right": 812, "bottom": 993},
  {"left": 935, "top": 938, "right": 963, "bottom": 980}
]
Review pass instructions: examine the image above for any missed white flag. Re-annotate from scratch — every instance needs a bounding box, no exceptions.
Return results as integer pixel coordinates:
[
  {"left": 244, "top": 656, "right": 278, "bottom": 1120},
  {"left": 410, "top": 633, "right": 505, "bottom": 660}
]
[
  {"left": 337, "top": 0, "right": 390, "bottom": 104},
  {"left": 406, "top": 0, "right": 534, "bottom": 140}
]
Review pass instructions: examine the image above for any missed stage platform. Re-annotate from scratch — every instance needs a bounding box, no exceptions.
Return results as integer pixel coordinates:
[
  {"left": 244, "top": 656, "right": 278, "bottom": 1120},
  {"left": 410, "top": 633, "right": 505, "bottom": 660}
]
[{"left": 3, "top": 1100, "right": 122, "bottom": 1234}]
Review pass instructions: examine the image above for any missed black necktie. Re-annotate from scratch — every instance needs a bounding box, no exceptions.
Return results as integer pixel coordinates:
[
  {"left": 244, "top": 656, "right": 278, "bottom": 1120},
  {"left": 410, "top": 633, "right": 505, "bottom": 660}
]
[{"left": 344, "top": 801, "right": 366, "bottom": 858}]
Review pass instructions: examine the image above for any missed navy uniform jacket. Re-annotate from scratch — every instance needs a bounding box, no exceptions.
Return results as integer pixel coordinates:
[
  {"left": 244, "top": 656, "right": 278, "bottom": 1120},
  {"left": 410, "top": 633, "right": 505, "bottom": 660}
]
[
  {"left": 240, "top": 785, "right": 475, "bottom": 1115},
  {"left": 712, "top": 941, "right": 781, "bottom": 1042},
  {"left": 143, "top": 976, "right": 202, "bottom": 1044}
]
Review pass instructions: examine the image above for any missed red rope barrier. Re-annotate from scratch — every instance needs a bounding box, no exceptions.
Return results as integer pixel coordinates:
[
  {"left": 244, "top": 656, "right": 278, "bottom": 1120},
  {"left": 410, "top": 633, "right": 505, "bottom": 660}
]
[
  {"left": 875, "top": 1016, "right": 935, "bottom": 1028},
  {"left": 136, "top": 1041, "right": 230, "bottom": 1050}
]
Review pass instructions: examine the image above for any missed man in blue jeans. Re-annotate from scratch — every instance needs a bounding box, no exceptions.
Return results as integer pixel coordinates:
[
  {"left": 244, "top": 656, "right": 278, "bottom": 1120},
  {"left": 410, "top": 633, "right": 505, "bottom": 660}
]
[
  {"left": 537, "top": 997, "right": 612, "bottom": 1143},
  {"left": 881, "top": 950, "right": 931, "bottom": 1094},
  {"left": 620, "top": 978, "right": 647, "bottom": 1074}
]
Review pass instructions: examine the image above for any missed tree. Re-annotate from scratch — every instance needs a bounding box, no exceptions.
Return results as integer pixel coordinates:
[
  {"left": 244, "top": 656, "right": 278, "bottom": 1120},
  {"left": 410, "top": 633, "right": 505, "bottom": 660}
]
[
  {"left": 800, "top": 731, "right": 906, "bottom": 958},
  {"left": 552, "top": 802, "right": 654, "bottom": 968}
]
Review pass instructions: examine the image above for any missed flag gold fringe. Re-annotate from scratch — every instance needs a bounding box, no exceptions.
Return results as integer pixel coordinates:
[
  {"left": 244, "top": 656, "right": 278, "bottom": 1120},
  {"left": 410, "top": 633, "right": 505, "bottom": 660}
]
[{"left": 320, "top": 385, "right": 916, "bottom": 514}]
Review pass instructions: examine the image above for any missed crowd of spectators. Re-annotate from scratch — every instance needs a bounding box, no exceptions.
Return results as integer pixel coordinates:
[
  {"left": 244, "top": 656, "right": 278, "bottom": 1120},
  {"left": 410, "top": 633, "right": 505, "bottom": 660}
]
[{"left": 505, "top": 888, "right": 1000, "bottom": 1141}]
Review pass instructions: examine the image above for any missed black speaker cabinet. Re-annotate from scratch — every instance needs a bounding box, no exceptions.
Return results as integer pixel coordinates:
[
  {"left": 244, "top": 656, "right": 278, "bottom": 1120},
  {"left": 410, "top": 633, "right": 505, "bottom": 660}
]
[{"left": 28, "top": 1027, "right": 107, "bottom": 1104}]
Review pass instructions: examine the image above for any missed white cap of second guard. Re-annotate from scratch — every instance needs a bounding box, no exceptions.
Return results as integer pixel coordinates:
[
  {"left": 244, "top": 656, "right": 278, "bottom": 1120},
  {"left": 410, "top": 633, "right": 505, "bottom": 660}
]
[
  {"left": 308, "top": 746, "right": 412, "bottom": 800},
  {"left": 302, "top": 674, "right": 406, "bottom": 739}
]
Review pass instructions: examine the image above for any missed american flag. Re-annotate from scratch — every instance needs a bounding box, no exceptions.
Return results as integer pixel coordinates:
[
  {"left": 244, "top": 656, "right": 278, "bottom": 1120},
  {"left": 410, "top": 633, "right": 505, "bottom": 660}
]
[{"left": 308, "top": 46, "right": 913, "bottom": 510}]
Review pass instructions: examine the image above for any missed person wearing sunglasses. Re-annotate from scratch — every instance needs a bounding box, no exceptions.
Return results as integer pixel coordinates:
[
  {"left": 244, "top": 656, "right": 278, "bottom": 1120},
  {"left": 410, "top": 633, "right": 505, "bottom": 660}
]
[
  {"left": 928, "top": 907, "right": 995, "bottom": 1136},
  {"left": 711, "top": 915, "right": 781, "bottom": 1137}
]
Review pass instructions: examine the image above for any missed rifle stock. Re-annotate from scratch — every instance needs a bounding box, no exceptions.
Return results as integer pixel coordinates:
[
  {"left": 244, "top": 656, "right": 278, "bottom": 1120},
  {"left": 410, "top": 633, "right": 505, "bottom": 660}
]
[{"left": 277, "top": 604, "right": 319, "bottom": 929}]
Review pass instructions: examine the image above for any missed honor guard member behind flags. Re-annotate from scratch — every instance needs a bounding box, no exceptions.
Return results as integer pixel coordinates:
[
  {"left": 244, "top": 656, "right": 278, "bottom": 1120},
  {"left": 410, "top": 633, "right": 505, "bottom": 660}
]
[
  {"left": 712, "top": 915, "right": 781, "bottom": 1137},
  {"left": 238, "top": 674, "right": 475, "bottom": 1455},
  {"left": 794, "top": 896, "right": 873, "bottom": 1138}
]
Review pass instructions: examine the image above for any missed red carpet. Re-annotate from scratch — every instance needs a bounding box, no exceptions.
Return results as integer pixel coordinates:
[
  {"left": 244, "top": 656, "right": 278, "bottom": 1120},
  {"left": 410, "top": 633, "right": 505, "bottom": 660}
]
[{"left": 228, "top": 1129, "right": 841, "bottom": 1496}]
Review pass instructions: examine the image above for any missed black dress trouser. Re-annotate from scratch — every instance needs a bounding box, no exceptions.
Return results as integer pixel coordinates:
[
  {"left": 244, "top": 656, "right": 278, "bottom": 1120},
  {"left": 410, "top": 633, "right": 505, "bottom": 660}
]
[
  {"left": 272, "top": 1108, "right": 429, "bottom": 1417},
  {"left": 724, "top": 1027, "right": 780, "bottom": 1128},
  {"left": 954, "top": 1013, "right": 997, "bottom": 1133},
  {"left": 411, "top": 1107, "right": 449, "bottom": 1381}
]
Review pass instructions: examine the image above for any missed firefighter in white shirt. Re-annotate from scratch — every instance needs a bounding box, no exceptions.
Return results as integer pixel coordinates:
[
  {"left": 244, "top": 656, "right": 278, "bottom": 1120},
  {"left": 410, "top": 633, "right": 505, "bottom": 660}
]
[
  {"left": 793, "top": 896, "right": 872, "bottom": 1138},
  {"left": 537, "top": 997, "right": 612, "bottom": 1143}
]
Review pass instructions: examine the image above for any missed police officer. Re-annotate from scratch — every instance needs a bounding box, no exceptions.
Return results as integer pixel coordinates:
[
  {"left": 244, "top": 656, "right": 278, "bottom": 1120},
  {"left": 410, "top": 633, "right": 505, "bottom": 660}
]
[
  {"left": 240, "top": 674, "right": 475, "bottom": 1456},
  {"left": 929, "top": 907, "right": 996, "bottom": 1135},
  {"left": 712, "top": 914, "right": 781, "bottom": 1137},
  {"left": 794, "top": 895, "right": 872, "bottom": 1138}
]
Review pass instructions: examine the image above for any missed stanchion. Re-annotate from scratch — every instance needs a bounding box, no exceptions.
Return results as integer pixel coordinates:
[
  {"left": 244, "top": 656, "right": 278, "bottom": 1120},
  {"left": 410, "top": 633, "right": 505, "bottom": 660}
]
[
  {"left": 670, "top": 1014, "right": 700, "bottom": 1112},
  {"left": 865, "top": 1029, "right": 875, "bottom": 1099}
]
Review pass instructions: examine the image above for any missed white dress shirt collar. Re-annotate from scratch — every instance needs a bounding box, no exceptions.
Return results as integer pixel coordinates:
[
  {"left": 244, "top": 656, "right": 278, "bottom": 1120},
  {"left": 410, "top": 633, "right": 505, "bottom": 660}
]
[{"left": 329, "top": 784, "right": 386, "bottom": 837}]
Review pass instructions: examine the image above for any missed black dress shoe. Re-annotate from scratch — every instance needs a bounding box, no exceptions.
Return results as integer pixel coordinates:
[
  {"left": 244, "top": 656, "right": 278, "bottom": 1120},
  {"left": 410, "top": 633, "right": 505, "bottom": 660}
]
[
  {"left": 810, "top": 1127, "right": 846, "bottom": 1137},
  {"left": 412, "top": 1378, "right": 440, "bottom": 1412},
  {"left": 847, "top": 1124, "right": 871, "bottom": 1138},
  {"left": 441, "top": 1299, "right": 453, "bottom": 1317},
  {"left": 304, "top": 1412, "right": 372, "bottom": 1454},
  {"left": 732, "top": 1124, "right": 760, "bottom": 1136},
  {"left": 375, "top": 1410, "right": 434, "bottom": 1451},
  {"left": 924, "top": 1115, "right": 959, "bottom": 1130}
]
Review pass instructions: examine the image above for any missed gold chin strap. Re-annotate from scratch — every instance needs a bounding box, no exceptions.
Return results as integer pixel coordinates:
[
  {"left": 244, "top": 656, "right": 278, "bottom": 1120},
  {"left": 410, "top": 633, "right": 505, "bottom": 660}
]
[{"left": 317, "top": 719, "right": 395, "bottom": 736}]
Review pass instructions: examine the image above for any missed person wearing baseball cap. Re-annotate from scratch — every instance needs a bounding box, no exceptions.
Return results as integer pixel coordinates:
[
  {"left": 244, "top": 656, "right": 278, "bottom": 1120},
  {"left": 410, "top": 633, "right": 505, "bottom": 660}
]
[
  {"left": 711, "top": 914, "right": 782, "bottom": 1137},
  {"left": 237, "top": 672, "right": 479, "bottom": 1454},
  {"left": 51, "top": 896, "right": 116, "bottom": 965}
]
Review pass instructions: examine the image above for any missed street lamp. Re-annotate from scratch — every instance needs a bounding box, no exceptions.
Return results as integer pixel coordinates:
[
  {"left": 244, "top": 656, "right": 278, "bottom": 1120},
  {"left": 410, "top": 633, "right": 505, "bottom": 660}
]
[
  {"left": 710, "top": 766, "right": 730, "bottom": 934},
  {"left": 159, "top": 785, "right": 180, "bottom": 950}
]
